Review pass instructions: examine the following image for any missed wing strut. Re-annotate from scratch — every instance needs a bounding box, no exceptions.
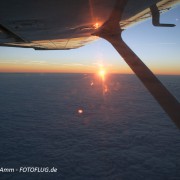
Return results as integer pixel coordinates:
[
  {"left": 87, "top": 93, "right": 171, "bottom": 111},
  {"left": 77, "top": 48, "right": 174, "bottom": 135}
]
[{"left": 94, "top": 0, "right": 180, "bottom": 129}]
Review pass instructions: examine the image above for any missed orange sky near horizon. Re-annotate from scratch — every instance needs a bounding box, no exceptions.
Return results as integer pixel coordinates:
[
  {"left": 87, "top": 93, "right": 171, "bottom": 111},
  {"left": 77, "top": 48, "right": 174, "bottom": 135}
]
[
  {"left": 0, "top": 61, "right": 180, "bottom": 75},
  {"left": 0, "top": 62, "right": 131, "bottom": 74}
]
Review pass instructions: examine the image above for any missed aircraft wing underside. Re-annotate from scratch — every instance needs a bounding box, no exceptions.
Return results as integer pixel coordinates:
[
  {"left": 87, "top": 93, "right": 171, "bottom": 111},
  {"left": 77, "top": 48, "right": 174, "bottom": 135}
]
[{"left": 0, "top": 0, "right": 179, "bottom": 50}]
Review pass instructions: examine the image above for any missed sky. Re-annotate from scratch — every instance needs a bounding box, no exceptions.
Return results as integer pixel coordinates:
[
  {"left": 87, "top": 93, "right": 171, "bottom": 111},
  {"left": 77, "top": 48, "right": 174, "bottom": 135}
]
[{"left": 0, "top": 4, "right": 180, "bottom": 75}]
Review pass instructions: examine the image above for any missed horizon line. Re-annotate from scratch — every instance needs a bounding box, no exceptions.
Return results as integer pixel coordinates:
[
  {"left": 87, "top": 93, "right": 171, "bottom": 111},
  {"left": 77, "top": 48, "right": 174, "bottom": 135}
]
[{"left": 0, "top": 72, "right": 180, "bottom": 76}]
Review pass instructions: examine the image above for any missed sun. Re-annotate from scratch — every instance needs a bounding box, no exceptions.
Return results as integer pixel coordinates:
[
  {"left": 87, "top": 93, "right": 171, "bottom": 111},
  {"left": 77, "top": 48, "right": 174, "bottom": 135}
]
[
  {"left": 99, "top": 69, "right": 105, "bottom": 77},
  {"left": 98, "top": 69, "right": 106, "bottom": 81}
]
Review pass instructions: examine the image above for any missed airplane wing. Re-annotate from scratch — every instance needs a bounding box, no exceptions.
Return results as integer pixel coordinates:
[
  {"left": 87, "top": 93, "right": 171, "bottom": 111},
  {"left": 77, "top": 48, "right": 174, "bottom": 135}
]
[{"left": 0, "top": 0, "right": 179, "bottom": 50}]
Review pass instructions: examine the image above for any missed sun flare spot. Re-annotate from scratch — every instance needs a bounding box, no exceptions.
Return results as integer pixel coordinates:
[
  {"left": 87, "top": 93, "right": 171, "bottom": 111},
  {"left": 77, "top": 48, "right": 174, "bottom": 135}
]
[
  {"left": 90, "top": 81, "right": 94, "bottom": 86},
  {"left": 78, "top": 109, "right": 83, "bottom": 114}
]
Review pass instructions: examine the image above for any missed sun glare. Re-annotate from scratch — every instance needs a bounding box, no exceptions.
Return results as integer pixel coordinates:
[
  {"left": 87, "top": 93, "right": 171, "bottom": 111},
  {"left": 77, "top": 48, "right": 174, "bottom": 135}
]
[{"left": 94, "top": 22, "right": 100, "bottom": 29}]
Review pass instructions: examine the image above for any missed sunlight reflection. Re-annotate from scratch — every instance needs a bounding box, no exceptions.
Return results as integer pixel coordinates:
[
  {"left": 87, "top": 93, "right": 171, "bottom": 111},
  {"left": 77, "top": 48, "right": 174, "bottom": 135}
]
[
  {"left": 103, "top": 84, "right": 108, "bottom": 94},
  {"left": 97, "top": 67, "right": 109, "bottom": 95}
]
